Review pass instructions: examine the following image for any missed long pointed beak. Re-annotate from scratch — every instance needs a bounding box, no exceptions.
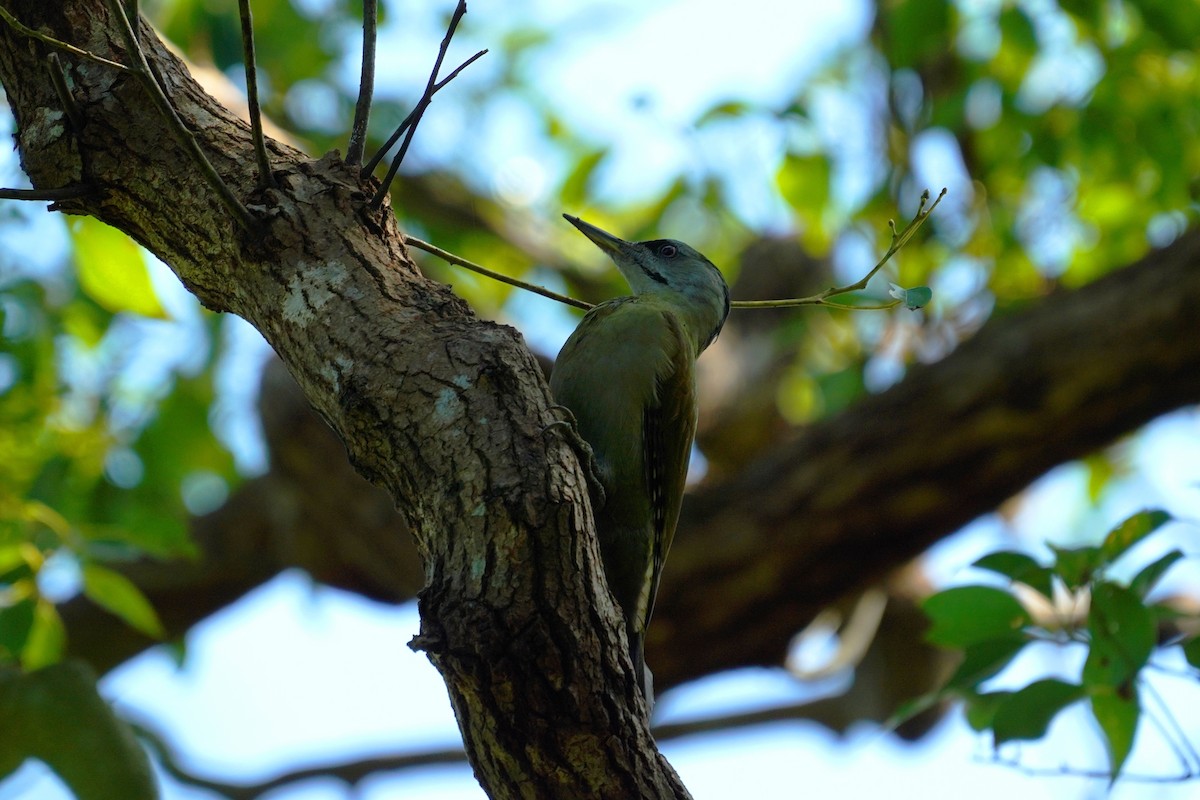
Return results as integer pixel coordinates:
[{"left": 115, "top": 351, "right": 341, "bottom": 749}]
[{"left": 563, "top": 214, "right": 636, "bottom": 259}]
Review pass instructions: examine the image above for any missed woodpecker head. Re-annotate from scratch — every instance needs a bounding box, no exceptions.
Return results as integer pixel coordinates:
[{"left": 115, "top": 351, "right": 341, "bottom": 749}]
[{"left": 564, "top": 214, "right": 730, "bottom": 351}]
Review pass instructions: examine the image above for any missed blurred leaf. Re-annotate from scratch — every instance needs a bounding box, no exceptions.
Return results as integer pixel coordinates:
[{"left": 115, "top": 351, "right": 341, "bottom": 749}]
[
  {"left": 81, "top": 563, "right": 164, "bottom": 639},
  {"left": 1100, "top": 509, "right": 1171, "bottom": 563},
  {"left": 884, "top": 0, "right": 951, "bottom": 69},
  {"left": 0, "top": 597, "right": 35, "bottom": 664},
  {"left": 560, "top": 148, "right": 607, "bottom": 208},
  {"left": 1082, "top": 452, "right": 1118, "bottom": 503},
  {"left": 1082, "top": 582, "right": 1154, "bottom": 688},
  {"left": 1182, "top": 636, "right": 1200, "bottom": 670},
  {"left": 776, "top": 153, "right": 831, "bottom": 250},
  {"left": 923, "top": 586, "right": 1030, "bottom": 648},
  {"left": 1049, "top": 544, "right": 1102, "bottom": 590},
  {"left": 1129, "top": 549, "right": 1183, "bottom": 598},
  {"left": 1090, "top": 687, "right": 1140, "bottom": 784},
  {"left": 944, "top": 636, "right": 1028, "bottom": 691},
  {"left": 992, "top": 679, "right": 1086, "bottom": 745},
  {"left": 696, "top": 100, "right": 751, "bottom": 127},
  {"left": 2, "top": 660, "right": 156, "bottom": 800},
  {"left": 965, "top": 690, "right": 1010, "bottom": 732},
  {"left": 22, "top": 600, "right": 65, "bottom": 670},
  {"left": 815, "top": 366, "right": 865, "bottom": 416},
  {"left": 69, "top": 218, "right": 167, "bottom": 320},
  {"left": 973, "top": 550, "right": 1054, "bottom": 598}
]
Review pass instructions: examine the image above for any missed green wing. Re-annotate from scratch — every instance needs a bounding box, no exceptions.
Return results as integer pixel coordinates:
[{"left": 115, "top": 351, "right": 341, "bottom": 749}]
[
  {"left": 639, "top": 310, "right": 696, "bottom": 634},
  {"left": 550, "top": 296, "right": 698, "bottom": 637}
]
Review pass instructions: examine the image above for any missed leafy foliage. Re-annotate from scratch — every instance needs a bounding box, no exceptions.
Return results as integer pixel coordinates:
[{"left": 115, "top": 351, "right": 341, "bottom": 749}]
[{"left": 920, "top": 510, "right": 1196, "bottom": 782}]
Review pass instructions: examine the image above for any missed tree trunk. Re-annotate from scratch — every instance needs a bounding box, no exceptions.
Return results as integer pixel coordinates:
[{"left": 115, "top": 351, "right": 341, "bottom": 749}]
[{"left": 0, "top": 2, "right": 689, "bottom": 796}]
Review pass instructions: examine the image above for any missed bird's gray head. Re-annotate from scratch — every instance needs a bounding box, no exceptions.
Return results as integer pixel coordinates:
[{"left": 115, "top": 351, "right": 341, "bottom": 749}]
[{"left": 564, "top": 214, "right": 730, "bottom": 351}]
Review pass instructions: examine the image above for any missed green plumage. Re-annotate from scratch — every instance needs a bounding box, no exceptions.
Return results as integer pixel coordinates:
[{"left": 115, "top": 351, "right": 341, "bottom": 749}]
[
  {"left": 551, "top": 296, "right": 696, "bottom": 684},
  {"left": 551, "top": 215, "right": 729, "bottom": 705}
]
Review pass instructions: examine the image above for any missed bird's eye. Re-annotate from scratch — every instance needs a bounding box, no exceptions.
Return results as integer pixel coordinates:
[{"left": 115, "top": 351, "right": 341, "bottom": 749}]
[{"left": 659, "top": 244, "right": 677, "bottom": 258}]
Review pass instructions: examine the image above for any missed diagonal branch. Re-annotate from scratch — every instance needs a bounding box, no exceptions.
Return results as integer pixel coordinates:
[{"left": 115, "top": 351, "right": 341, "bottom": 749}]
[{"left": 104, "top": 0, "right": 256, "bottom": 230}]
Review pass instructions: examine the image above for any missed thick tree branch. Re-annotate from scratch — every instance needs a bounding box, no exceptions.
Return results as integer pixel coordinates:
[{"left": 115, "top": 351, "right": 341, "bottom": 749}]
[
  {"left": 653, "top": 227, "right": 1200, "bottom": 685},
  {"left": 0, "top": 1, "right": 687, "bottom": 797}
]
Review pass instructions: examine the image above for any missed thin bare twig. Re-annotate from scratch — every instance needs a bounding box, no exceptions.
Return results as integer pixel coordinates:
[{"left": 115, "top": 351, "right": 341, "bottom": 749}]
[
  {"left": 131, "top": 691, "right": 905, "bottom": 799},
  {"left": 0, "top": 185, "right": 93, "bottom": 201},
  {"left": 367, "top": 0, "right": 484, "bottom": 209},
  {"left": 132, "top": 720, "right": 465, "bottom": 800},
  {"left": 731, "top": 187, "right": 947, "bottom": 310},
  {"left": 237, "top": 0, "right": 275, "bottom": 189},
  {"left": 47, "top": 53, "right": 84, "bottom": 130},
  {"left": 360, "top": 47, "right": 486, "bottom": 179},
  {"left": 345, "top": 0, "right": 378, "bottom": 166},
  {"left": 0, "top": 7, "right": 133, "bottom": 72},
  {"left": 104, "top": 0, "right": 255, "bottom": 231},
  {"left": 404, "top": 235, "right": 593, "bottom": 310}
]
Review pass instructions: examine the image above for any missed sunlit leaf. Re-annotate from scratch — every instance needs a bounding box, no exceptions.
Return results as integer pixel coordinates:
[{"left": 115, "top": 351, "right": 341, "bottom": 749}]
[
  {"left": 22, "top": 600, "right": 65, "bottom": 671},
  {"left": 695, "top": 101, "right": 751, "bottom": 126},
  {"left": 560, "top": 148, "right": 607, "bottom": 208},
  {"left": 776, "top": 153, "right": 830, "bottom": 250},
  {"left": 81, "top": 563, "right": 164, "bottom": 639},
  {"left": 1090, "top": 686, "right": 1139, "bottom": 784},
  {"left": 69, "top": 218, "right": 167, "bottom": 319},
  {"left": 1100, "top": 509, "right": 1171, "bottom": 563}
]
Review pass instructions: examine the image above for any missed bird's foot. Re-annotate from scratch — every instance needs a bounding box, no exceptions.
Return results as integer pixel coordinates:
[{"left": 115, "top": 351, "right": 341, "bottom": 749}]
[{"left": 544, "top": 404, "right": 607, "bottom": 509}]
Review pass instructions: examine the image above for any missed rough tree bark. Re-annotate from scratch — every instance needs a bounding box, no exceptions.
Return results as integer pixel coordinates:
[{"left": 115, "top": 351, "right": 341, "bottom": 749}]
[{"left": 0, "top": 2, "right": 690, "bottom": 797}]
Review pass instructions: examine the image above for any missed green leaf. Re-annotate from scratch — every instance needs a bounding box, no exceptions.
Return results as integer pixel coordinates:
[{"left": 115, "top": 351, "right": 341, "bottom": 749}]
[
  {"left": 964, "top": 690, "right": 1010, "bottom": 732},
  {"left": 887, "top": 283, "right": 932, "bottom": 310},
  {"left": 1090, "top": 686, "right": 1140, "bottom": 784},
  {"left": 559, "top": 148, "right": 607, "bottom": 207},
  {"left": 69, "top": 218, "right": 168, "bottom": 319},
  {"left": 992, "top": 679, "right": 1086, "bottom": 745},
  {"left": 8, "top": 660, "right": 157, "bottom": 800},
  {"left": 81, "top": 564, "right": 164, "bottom": 639},
  {"left": 1100, "top": 509, "right": 1172, "bottom": 563},
  {"left": 1129, "top": 549, "right": 1183, "bottom": 598},
  {"left": 1082, "top": 582, "right": 1155, "bottom": 688},
  {"left": 973, "top": 550, "right": 1054, "bottom": 598},
  {"left": 945, "top": 636, "right": 1028, "bottom": 691},
  {"left": 22, "top": 600, "right": 66, "bottom": 671},
  {"left": 1182, "top": 637, "right": 1200, "bottom": 670},
  {"left": 1050, "top": 544, "right": 1103, "bottom": 589},
  {"left": 0, "top": 598, "right": 35, "bottom": 663},
  {"left": 776, "top": 153, "right": 831, "bottom": 249},
  {"left": 695, "top": 100, "right": 752, "bottom": 126},
  {"left": 923, "top": 586, "right": 1031, "bottom": 648}
]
